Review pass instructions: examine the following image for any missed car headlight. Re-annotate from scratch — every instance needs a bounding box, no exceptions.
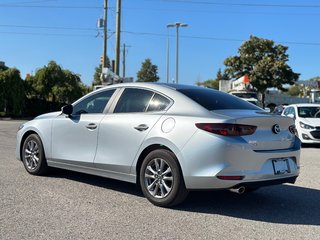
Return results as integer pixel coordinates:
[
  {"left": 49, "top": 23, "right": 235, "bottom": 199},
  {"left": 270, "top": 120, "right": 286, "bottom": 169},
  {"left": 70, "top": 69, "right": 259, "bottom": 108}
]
[{"left": 299, "top": 121, "right": 315, "bottom": 130}]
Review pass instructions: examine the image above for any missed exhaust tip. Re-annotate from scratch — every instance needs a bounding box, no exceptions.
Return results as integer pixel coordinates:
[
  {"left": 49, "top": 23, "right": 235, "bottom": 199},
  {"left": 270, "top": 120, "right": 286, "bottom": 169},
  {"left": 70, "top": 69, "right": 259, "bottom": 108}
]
[{"left": 230, "top": 186, "right": 246, "bottom": 194}]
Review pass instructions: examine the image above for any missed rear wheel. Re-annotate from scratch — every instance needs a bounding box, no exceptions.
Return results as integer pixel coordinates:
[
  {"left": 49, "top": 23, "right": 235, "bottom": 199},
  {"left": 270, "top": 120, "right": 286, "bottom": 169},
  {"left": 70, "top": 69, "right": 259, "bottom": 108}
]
[
  {"left": 22, "top": 134, "right": 48, "bottom": 175},
  {"left": 139, "top": 149, "right": 188, "bottom": 207}
]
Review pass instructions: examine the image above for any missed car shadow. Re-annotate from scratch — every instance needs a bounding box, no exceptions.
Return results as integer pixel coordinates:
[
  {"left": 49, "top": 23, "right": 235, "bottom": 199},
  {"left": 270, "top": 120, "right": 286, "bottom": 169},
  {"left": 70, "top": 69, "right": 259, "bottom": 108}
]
[
  {"left": 301, "top": 143, "right": 320, "bottom": 148},
  {"left": 47, "top": 168, "right": 320, "bottom": 226},
  {"left": 47, "top": 168, "right": 143, "bottom": 197},
  {"left": 178, "top": 184, "right": 320, "bottom": 225}
]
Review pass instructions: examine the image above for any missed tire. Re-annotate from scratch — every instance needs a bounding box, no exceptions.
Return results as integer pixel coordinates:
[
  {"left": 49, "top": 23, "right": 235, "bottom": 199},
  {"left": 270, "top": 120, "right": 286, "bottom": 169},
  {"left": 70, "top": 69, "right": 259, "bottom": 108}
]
[
  {"left": 139, "top": 149, "right": 188, "bottom": 207},
  {"left": 21, "top": 134, "right": 48, "bottom": 175}
]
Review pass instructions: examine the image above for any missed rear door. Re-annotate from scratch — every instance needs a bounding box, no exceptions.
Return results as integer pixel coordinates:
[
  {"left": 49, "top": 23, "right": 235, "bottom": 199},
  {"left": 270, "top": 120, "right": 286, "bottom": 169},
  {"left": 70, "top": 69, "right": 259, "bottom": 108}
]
[{"left": 94, "top": 88, "right": 171, "bottom": 174}]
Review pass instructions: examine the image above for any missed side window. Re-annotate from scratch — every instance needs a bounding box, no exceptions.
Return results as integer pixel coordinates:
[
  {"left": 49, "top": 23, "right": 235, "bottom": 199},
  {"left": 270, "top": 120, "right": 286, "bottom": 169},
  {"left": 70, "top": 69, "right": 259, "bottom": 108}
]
[
  {"left": 146, "top": 93, "right": 171, "bottom": 112},
  {"left": 73, "top": 89, "right": 115, "bottom": 115},
  {"left": 288, "top": 107, "right": 295, "bottom": 116},
  {"left": 283, "top": 107, "right": 290, "bottom": 116},
  {"left": 114, "top": 88, "right": 154, "bottom": 113}
]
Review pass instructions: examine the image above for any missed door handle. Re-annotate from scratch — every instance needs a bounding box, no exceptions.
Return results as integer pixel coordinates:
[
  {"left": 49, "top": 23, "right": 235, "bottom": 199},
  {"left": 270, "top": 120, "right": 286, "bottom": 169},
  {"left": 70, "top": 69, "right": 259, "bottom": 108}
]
[
  {"left": 86, "top": 123, "right": 97, "bottom": 130},
  {"left": 134, "top": 124, "right": 149, "bottom": 131}
]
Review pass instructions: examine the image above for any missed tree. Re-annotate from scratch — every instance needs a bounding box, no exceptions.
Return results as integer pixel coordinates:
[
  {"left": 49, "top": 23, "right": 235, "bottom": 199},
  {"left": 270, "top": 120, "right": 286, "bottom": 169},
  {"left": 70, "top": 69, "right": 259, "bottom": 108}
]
[
  {"left": 196, "top": 79, "right": 219, "bottom": 90},
  {"left": 0, "top": 68, "right": 25, "bottom": 116},
  {"left": 137, "top": 59, "right": 159, "bottom": 82},
  {"left": 287, "top": 85, "right": 302, "bottom": 97},
  {"left": 216, "top": 68, "right": 229, "bottom": 80},
  {"left": 92, "top": 56, "right": 110, "bottom": 86},
  {"left": 223, "top": 35, "right": 300, "bottom": 107},
  {"left": 26, "top": 61, "right": 87, "bottom": 103}
]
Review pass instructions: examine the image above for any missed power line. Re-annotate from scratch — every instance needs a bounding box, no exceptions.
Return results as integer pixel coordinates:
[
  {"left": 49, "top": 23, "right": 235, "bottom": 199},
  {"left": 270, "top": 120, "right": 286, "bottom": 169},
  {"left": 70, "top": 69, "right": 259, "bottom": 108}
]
[
  {"left": 0, "top": 31, "right": 98, "bottom": 37},
  {"left": 0, "top": 4, "right": 100, "bottom": 9},
  {"left": 0, "top": 24, "right": 98, "bottom": 31},
  {"left": 1, "top": 26, "right": 320, "bottom": 46},
  {"left": 121, "top": 30, "right": 320, "bottom": 46},
  {"left": 150, "top": 0, "right": 320, "bottom": 8}
]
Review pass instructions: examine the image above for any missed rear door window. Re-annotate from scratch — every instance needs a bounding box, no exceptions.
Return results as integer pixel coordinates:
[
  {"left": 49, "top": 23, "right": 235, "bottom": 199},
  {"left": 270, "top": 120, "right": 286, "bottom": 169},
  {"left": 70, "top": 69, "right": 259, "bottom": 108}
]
[
  {"left": 146, "top": 93, "right": 171, "bottom": 112},
  {"left": 114, "top": 88, "right": 154, "bottom": 113}
]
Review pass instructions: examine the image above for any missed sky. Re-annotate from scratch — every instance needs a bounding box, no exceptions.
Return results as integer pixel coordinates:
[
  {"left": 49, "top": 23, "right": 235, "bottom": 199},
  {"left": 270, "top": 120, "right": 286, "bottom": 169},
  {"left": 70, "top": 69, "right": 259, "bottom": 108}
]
[{"left": 1, "top": 0, "right": 320, "bottom": 86}]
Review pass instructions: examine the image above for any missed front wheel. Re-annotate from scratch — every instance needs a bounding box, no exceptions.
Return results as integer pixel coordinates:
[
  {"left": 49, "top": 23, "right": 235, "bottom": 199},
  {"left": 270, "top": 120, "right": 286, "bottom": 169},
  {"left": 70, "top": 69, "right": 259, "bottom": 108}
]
[
  {"left": 139, "top": 149, "right": 188, "bottom": 207},
  {"left": 22, "top": 134, "right": 48, "bottom": 175}
]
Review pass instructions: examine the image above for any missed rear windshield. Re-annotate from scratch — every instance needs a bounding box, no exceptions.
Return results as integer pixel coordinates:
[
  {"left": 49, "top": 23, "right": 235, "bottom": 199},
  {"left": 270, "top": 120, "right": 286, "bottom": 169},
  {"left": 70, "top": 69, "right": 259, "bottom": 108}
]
[{"left": 178, "top": 88, "right": 261, "bottom": 111}]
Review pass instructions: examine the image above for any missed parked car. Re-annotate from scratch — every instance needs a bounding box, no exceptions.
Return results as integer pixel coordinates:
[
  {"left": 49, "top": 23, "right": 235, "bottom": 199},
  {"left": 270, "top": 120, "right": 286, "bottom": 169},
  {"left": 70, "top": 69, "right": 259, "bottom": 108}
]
[
  {"left": 282, "top": 103, "right": 320, "bottom": 144},
  {"left": 16, "top": 83, "right": 300, "bottom": 207},
  {"left": 272, "top": 105, "right": 287, "bottom": 115}
]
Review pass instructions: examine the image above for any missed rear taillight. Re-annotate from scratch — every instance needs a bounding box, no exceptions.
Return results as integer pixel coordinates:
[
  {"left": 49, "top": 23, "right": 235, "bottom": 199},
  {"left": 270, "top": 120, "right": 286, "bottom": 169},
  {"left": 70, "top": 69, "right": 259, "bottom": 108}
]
[{"left": 195, "top": 123, "right": 257, "bottom": 136}]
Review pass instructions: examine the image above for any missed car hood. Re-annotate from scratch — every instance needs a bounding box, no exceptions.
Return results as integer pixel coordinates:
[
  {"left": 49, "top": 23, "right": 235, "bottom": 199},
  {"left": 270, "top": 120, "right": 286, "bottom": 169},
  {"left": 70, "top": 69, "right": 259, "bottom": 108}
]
[
  {"left": 34, "top": 111, "right": 61, "bottom": 120},
  {"left": 299, "top": 118, "right": 320, "bottom": 126}
]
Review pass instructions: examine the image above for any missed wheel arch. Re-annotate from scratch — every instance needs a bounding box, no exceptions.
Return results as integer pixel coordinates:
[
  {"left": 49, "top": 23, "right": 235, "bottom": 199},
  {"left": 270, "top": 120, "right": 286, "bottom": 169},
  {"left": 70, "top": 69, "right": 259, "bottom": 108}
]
[
  {"left": 135, "top": 144, "right": 183, "bottom": 185},
  {"left": 20, "top": 130, "right": 40, "bottom": 161}
]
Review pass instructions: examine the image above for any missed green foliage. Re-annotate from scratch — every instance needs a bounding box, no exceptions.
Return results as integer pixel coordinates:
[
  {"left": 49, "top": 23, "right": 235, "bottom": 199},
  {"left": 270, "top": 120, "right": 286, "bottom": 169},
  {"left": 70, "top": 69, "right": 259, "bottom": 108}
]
[
  {"left": 93, "top": 64, "right": 103, "bottom": 86},
  {"left": 137, "top": 59, "right": 159, "bottom": 82},
  {"left": 287, "top": 85, "right": 302, "bottom": 96},
  {"left": 196, "top": 79, "right": 219, "bottom": 90},
  {"left": 216, "top": 68, "right": 229, "bottom": 80},
  {"left": 26, "top": 61, "right": 87, "bottom": 104},
  {"left": 93, "top": 56, "right": 110, "bottom": 86},
  {"left": 0, "top": 68, "right": 25, "bottom": 116},
  {"left": 223, "top": 35, "right": 300, "bottom": 93}
]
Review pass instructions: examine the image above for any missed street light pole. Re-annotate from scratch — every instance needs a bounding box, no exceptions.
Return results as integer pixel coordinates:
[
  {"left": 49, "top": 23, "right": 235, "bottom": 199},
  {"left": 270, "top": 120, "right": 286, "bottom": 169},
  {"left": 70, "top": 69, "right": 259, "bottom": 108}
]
[
  {"left": 166, "top": 28, "right": 170, "bottom": 83},
  {"left": 167, "top": 22, "right": 188, "bottom": 84}
]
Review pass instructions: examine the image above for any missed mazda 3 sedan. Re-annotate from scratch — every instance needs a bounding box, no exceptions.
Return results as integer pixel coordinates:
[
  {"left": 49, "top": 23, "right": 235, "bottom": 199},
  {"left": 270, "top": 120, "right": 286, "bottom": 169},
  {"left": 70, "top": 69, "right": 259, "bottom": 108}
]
[{"left": 16, "top": 83, "right": 300, "bottom": 207}]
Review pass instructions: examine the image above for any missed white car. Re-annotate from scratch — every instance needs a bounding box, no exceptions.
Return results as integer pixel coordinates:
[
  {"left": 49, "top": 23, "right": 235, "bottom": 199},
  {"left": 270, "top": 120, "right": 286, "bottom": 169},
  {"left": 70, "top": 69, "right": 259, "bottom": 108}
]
[{"left": 282, "top": 103, "right": 320, "bottom": 144}]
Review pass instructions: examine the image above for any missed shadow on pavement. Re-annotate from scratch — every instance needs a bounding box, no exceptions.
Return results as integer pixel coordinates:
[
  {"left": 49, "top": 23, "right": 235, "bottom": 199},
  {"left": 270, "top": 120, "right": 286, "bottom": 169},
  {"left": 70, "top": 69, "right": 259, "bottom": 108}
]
[
  {"left": 178, "top": 184, "right": 320, "bottom": 225},
  {"left": 47, "top": 168, "right": 143, "bottom": 197},
  {"left": 48, "top": 168, "right": 320, "bottom": 226}
]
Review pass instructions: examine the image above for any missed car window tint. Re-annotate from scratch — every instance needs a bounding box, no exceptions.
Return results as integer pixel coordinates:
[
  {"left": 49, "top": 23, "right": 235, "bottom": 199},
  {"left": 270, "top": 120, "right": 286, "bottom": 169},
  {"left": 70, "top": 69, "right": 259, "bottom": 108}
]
[
  {"left": 298, "top": 106, "right": 320, "bottom": 118},
  {"left": 178, "top": 88, "right": 260, "bottom": 111},
  {"left": 73, "top": 89, "right": 115, "bottom": 114},
  {"left": 283, "top": 107, "right": 290, "bottom": 116},
  {"left": 114, "top": 88, "right": 154, "bottom": 113},
  {"left": 147, "top": 93, "right": 171, "bottom": 112}
]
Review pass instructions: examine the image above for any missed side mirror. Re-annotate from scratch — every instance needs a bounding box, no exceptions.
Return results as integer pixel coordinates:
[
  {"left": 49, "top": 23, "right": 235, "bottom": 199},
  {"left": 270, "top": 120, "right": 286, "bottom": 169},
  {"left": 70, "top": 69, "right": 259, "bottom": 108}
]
[
  {"left": 61, "top": 104, "right": 73, "bottom": 116},
  {"left": 287, "top": 113, "right": 295, "bottom": 119}
]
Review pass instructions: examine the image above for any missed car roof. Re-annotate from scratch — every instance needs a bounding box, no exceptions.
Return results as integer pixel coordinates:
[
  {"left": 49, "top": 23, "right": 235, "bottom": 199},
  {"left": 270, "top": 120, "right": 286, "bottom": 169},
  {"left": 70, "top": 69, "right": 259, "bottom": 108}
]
[
  {"left": 286, "top": 103, "right": 320, "bottom": 107},
  {"left": 94, "top": 82, "right": 214, "bottom": 91}
]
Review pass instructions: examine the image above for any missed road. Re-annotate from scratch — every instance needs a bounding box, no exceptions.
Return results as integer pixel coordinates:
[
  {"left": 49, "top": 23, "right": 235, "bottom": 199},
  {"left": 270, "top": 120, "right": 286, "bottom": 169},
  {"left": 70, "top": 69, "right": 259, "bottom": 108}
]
[{"left": 1, "top": 120, "right": 319, "bottom": 240}]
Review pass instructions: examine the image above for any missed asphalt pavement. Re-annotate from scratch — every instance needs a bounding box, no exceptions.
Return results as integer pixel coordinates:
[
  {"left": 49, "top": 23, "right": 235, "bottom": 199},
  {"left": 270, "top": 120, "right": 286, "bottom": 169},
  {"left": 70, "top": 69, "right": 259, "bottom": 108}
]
[{"left": 1, "top": 120, "right": 319, "bottom": 240}]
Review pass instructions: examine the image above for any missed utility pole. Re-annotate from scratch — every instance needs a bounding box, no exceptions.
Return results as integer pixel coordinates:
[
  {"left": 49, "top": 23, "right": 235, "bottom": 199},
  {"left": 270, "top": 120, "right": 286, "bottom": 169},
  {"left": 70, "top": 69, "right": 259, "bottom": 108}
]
[
  {"left": 115, "top": 0, "right": 121, "bottom": 76},
  {"left": 122, "top": 43, "right": 131, "bottom": 78},
  {"left": 122, "top": 43, "right": 126, "bottom": 78},
  {"left": 103, "top": 0, "right": 108, "bottom": 68}
]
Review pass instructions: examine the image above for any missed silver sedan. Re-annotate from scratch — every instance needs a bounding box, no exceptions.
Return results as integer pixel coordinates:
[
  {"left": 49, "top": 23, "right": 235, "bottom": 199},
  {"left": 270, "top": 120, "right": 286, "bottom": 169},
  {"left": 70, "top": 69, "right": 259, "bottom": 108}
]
[{"left": 16, "top": 83, "right": 300, "bottom": 207}]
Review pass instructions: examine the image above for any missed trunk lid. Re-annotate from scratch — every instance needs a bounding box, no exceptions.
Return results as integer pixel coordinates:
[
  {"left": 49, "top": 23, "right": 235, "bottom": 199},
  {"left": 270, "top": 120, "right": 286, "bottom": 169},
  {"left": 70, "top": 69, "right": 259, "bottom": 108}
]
[{"left": 212, "top": 110, "right": 296, "bottom": 151}]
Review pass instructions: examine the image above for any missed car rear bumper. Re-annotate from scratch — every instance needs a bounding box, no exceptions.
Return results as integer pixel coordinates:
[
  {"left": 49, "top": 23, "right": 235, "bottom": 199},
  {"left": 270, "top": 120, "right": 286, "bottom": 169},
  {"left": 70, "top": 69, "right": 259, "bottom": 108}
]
[
  {"left": 178, "top": 131, "right": 301, "bottom": 190},
  {"left": 230, "top": 176, "right": 297, "bottom": 189}
]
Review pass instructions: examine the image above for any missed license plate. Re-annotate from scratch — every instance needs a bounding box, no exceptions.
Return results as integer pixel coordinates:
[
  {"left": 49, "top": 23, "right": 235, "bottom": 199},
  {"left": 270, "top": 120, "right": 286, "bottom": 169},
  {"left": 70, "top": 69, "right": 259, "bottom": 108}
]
[{"left": 272, "top": 159, "right": 290, "bottom": 175}]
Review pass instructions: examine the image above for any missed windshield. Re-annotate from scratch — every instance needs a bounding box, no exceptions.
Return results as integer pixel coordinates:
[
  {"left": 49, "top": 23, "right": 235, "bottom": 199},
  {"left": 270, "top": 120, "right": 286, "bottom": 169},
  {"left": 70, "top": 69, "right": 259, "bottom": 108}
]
[
  {"left": 297, "top": 106, "right": 320, "bottom": 118},
  {"left": 178, "top": 88, "right": 261, "bottom": 111}
]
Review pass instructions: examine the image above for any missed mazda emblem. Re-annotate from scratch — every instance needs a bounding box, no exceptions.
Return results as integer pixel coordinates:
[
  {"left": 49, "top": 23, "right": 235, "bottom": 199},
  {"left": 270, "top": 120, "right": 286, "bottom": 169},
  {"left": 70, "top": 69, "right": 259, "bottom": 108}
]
[{"left": 272, "top": 124, "right": 281, "bottom": 134}]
